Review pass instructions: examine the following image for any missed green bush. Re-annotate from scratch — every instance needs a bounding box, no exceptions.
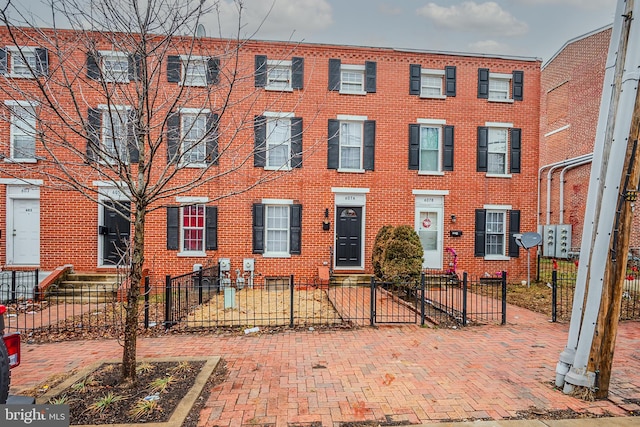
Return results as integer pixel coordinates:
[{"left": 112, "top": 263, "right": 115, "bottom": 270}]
[
  {"left": 372, "top": 225, "right": 394, "bottom": 279},
  {"left": 372, "top": 225, "right": 423, "bottom": 282}
]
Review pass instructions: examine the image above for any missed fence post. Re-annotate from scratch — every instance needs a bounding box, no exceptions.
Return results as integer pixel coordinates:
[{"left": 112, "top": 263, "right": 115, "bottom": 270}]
[
  {"left": 551, "top": 269, "right": 558, "bottom": 322},
  {"left": 501, "top": 271, "right": 507, "bottom": 325},
  {"left": 370, "top": 276, "right": 375, "bottom": 326},
  {"left": 290, "top": 274, "right": 295, "bottom": 328},
  {"left": 420, "top": 273, "right": 426, "bottom": 326},
  {"left": 197, "top": 267, "right": 204, "bottom": 305},
  {"left": 144, "top": 276, "right": 150, "bottom": 329},
  {"left": 462, "top": 272, "right": 468, "bottom": 326},
  {"left": 34, "top": 268, "right": 40, "bottom": 302},
  {"left": 10, "top": 270, "right": 17, "bottom": 303},
  {"left": 164, "top": 275, "right": 172, "bottom": 328},
  {"left": 536, "top": 252, "right": 541, "bottom": 282}
]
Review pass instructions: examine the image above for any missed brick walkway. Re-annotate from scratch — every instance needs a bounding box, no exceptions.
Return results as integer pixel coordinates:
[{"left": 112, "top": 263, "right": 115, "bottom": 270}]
[{"left": 9, "top": 304, "right": 640, "bottom": 427}]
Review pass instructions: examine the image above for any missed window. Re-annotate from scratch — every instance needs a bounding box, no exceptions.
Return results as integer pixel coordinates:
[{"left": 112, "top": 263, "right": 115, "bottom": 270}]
[
  {"left": 252, "top": 202, "right": 302, "bottom": 257},
  {"left": 328, "top": 59, "right": 376, "bottom": 94},
  {"left": 6, "top": 102, "right": 37, "bottom": 161},
  {"left": 255, "top": 55, "right": 304, "bottom": 90},
  {"left": 0, "top": 47, "right": 48, "bottom": 78},
  {"left": 328, "top": 116, "right": 376, "bottom": 172},
  {"left": 409, "top": 122, "right": 453, "bottom": 173},
  {"left": 477, "top": 124, "right": 521, "bottom": 175},
  {"left": 166, "top": 204, "right": 218, "bottom": 253},
  {"left": 86, "top": 106, "right": 139, "bottom": 164},
  {"left": 102, "top": 52, "right": 129, "bottom": 83},
  {"left": 167, "top": 110, "right": 218, "bottom": 167},
  {"left": 478, "top": 69, "right": 524, "bottom": 101},
  {"left": 410, "top": 65, "right": 456, "bottom": 98},
  {"left": 166, "top": 55, "right": 219, "bottom": 86},
  {"left": 254, "top": 114, "right": 303, "bottom": 170},
  {"left": 475, "top": 208, "right": 520, "bottom": 259}
]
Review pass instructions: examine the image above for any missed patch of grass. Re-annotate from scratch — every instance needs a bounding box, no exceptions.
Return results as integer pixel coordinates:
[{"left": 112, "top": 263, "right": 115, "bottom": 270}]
[
  {"left": 71, "top": 375, "right": 100, "bottom": 393},
  {"left": 88, "top": 392, "right": 127, "bottom": 414},
  {"left": 129, "top": 397, "right": 161, "bottom": 419},
  {"left": 149, "top": 375, "right": 176, "bottom": 394}
]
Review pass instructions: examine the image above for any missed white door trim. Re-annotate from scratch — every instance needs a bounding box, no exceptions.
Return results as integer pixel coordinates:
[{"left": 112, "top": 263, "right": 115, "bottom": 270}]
[{"left": 6, "top": 185, "right": 40, "bottom": 266}]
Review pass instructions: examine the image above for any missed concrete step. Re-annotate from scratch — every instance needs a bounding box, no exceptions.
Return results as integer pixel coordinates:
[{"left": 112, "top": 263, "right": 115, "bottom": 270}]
[
  {"left": 330, "top": 274, "right": 373, "bottom": 286},
  {"left": 45, "top": 272, "right": 120, "bottom": 303}
]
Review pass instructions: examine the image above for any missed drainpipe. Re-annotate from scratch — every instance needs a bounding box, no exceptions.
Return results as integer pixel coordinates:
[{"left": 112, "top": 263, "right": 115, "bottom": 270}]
[{"left": 558, "top": 156, "right": 594, "bottom": 224}]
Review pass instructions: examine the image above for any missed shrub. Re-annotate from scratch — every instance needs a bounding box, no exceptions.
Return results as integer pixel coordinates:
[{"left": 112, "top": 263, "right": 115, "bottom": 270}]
[
  {"left": 381, "top": 225, "right": 423, "bottom": 282},
  {"left": 372, "top": 225, "right": 395, "bottom": 279}
]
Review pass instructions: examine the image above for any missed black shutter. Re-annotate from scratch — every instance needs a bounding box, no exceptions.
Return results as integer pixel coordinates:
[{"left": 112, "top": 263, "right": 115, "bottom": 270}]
[
  {"left": 291, "top": 117, "right": 303, "bottom": 168},
  {"left": 167, "top": 55, "right": 181, "bottom": 83},
  {"left": 255, "top": 55, "right": 267, "bottom": 87},
  {"left": 510, "top": 128, "right": 522, "bottom": 173},
  {"left": 474, "top": 209, "right": 486, "bottom": 257},
  {"left": 365, "top": 61, "right": 376, "bottom": 93},
  {"left": 443, "top": 125, "right": 454, "bottom": 171},
  {"left": 508, "top": 210, "right": 521, "bottom": 258},
  {"left": 35, "top": 48, "right": 48, "bottom": 76},
  {"left": 477, "top": 126, "right": 488, "bottom": 172},
  {"left": 87, "top": 52, "right": 100, "bottom": 80},
  {"left": 127, "top": 109, "right": 139, "bottom": 163},
  {"left": 206, "top": 113, "right": 219, "bottom": 165},
  {"left": 0, "top": 48, "right": 6, "bottom": 74},
  {"left": 207, "top": 58, "right": 220, "bottom": 85},
  {"left": 327, "top": 119, "right": 339, "bottom": 169},
  {"left": 409, "top": 64, "right": 421, "bottom": 95},
  {"left": 291, "top": 56, "right": 304, "bottom": 89},
  {"left": 254, "top": 115, "right": 266, "bottom": 167},
  {"left": 363, "top": 120, "right": 376, "bottom": 171},
  {"left": 478, "top": 68, "right": 489, "bottom": 99},
  {"left": 252, "top": 203, "right": 265, "bottom": 253},
  {"left": 167, "top": 206, "right": 179, "bottom": 250},
  {"left": 167, "top": 111, "right": 180, "bottom": 164},
  {"left": 328, "top": 58, "right": 341, "bottom": 91},
  {"left": 87, "top": 108, "right": 101, "bottom": 161},
  {"left": 128, "top": 54, "right": 142, "bottom": 81},
  {"left": 512, "top": 70, "right": 524, "bottom": 101},
  {"left": 408, "top": 124, "right": 420, "bottom": 170},
  {"left": 445, "top": 66, "right": 456, "bottom": 97},
  {"left": 205, "top": 206, "right": 218, "bottom": 250},
  {"left": 290, "top": 204, "right": 302, "bottom": 255}
]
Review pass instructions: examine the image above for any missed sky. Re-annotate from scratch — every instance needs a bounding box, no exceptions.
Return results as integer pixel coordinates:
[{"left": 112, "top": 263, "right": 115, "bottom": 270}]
[{"left": 10, "top": 0, "right": 619, "bottom": 63}]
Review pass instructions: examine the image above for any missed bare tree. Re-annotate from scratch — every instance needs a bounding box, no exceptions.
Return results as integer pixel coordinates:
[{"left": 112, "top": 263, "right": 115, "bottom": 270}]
[{"left": 0, "top": 0, "right": 317, "bottom": 385}]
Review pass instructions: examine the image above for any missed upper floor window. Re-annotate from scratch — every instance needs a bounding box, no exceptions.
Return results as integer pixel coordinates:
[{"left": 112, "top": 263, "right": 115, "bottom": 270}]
[
  {"left": 166, "top": 202, "right": 218, "bottom": 254},
  {"left": 410, "top": 65, "right": 456, "bottom": 98},
  {"left": 328, "top": 59, "right": 376, "bottom": 94},
  {"left": 166, "top": 55, "right": 219, "bottom": 86},
  {"left": 254, "top": 55, "right": 304, "bottom": 91},
  {"left": 408, "top": 120, "right": 454, "bottom": 174},
  {"left": 0, "top": 47, "right": 49, "bottom": 78},
  {"left": 167, "top": 109, "right": 218, "bottom": 167},
  {"left": 328, "top": 116, "right": 376, "bottom": 172},
  {"left": 478, "top": 69, "right": 524, "bottom": 102},
  {"left": 254, "top": 114, "right": 303, "bottom": 170},
  {"left": 475, "top": 207, "right": 520, "bottom": 259},
  {"left": 5, "top": 101, "right": 37, "bottom": 161},
  {"left": 87, "top": 51, "right": 140, "bottom": 83},
  {"left": 252, "top": 201, "right": 302, "bottom": 257},
  {"left": 477, "top": 123, "right": 521, "bottom": 176},
  {"left": 86, "top": 105, "right": 139, "bottom": 164}
]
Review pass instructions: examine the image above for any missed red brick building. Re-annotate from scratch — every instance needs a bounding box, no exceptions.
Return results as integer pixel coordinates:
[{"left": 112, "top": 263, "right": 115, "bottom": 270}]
[{"left": 0, "top": 28, "right": 541, "bottom": 286}]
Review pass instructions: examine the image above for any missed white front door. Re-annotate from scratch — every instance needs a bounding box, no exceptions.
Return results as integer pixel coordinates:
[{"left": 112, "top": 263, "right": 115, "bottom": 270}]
[
  {"left": 11, "top": 198, "right": 40, "bottom": 265},
  {"left": 415, "top": 194, "right": 445, "bottom": 270}
]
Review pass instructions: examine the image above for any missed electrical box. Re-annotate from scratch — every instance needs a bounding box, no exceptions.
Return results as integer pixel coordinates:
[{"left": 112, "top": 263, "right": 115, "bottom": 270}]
[
  {"left": 219, "top": 258, "right": 231, "bottom": 272},
  {"left": 555, "top": 224, "right": 572, "bottom": 259},
  {"left": 543, "top": 225, "right": 556, "bottom": 257},
  {"left": 243, "top": 258, "right": 255, "bottom": 272}
]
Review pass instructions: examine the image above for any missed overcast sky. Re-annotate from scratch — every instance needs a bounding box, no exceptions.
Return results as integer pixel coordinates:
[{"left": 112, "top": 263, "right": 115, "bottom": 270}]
[{"left": 11, "top": 0, "right": 618, "bottom": 63}]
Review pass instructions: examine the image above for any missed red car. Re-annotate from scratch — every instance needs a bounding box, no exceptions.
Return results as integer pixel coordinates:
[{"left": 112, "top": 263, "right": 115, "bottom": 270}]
[{"left": 0, "top": 304, "right": 21, "bottom": 404}]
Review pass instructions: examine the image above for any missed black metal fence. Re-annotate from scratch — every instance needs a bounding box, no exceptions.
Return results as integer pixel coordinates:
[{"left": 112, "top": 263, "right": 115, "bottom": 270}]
[{"left": 0, "top": 270, "right": 39, "bottom": 303}]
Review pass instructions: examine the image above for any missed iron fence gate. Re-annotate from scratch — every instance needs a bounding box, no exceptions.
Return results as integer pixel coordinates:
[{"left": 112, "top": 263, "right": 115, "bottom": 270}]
[{"left": 372, "top": 279, "right": 422, "bottom": 324}]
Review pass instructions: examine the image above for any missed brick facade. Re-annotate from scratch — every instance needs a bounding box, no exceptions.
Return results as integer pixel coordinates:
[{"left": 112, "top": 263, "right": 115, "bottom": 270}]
[{"left": 0, "top": 28, "right": 541, "bottom": 285}]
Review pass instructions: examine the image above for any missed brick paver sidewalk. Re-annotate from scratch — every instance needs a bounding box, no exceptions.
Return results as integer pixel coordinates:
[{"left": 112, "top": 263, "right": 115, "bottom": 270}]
[{"left": 9, "top": 303, "right": 640, "bottom": 427}]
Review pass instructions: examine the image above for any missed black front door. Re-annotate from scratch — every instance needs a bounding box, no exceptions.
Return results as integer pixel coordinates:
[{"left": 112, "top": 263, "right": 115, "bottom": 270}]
[
  {"left": 102, "top": 201, "right": 131, "bottom": 265},
  {"left": 336, "top": 207, "right": 362, "bottom": 267}
]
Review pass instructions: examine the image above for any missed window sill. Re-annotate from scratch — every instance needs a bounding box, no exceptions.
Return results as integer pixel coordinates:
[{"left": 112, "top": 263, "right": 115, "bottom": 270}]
[
  {"left": 179, "top": 81, "right": 208, "bottom": 87},
  {"left": 339, "top": 90, "right": 366, "bottom": 96},
  {"left": 484, "top": 255, "right": 510, "bottom": 261},
  {"left": 488, "top": 98, "right": 514, "bottom": 103},
  {"left": 264, "top": 166, "right": 292, "bottom": 171},
  {"left": 420, "top": 94, "right": 446, "bottom": 100},
  {"left": 262, "top": 253, "right": 291, "bottom": 258},
  {"left": 7, "top": 73, "right": 36, "bottom": 79},
  {"left": 486, "top": 173, "right": 512, "bottom": 178},
  {"left": 4, "top": 158, "right": 37, "bottom": 164},
  {"left": 177, "top": 252, "right": 207, "bottom": 257},
  {"left": 265, "top": 87, "right": 293, "bottom": 92},
  {"left": 418, "top": 171, "right": 445, "bottom": 176},
  {"left": 337, "top": 168, "right": 366, "bottom": 174},
  {"left": 179, "top": 163, "right": 207, "bottom": 169}
]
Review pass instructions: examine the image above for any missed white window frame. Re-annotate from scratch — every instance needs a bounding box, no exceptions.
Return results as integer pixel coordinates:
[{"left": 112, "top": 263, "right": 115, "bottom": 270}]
[
  {"left": 7, "top": 47, "right": 37, "bottom": 78},
  {"left": 179, "top": 203, "right": 206, "bottom": 256},
  {"left": 99, "top": 104, "right": 130, "bottom": 164},
  {"left": 337, "top": 114, "right": 366, "bottom": 173},
  {"left": 265, "top": 59, "right": 292, "bottom": 91},
  {"left": 485, "top": 121, "right": 513, "bottom": 177},
  {"left": 180, "top": 56, "right": 207, "bottom": 87},
  {"left": 483, "top": 204, "right": 511, "bottom": 260},
  {"left": 5, "top": 100, "right": 37, "bottom": 163},
  {"left": 100, "top": 51, "right": 129, "bottom": 83},
  {"left": 416, "top": 118, "right": 446, "bottom": 175},
  {"left": 340, "top": 64, "right": 366, "bottom": 95},
  {"left": 179, "top": 108, "right": 209, "bottom": 167},
  {"left": 420, "top": 69, "right": 446, "bottom": 99},
  {"left": 488, "top": 72, "right": 514, "bottom": 103},
  {"left": 264, "top": 112, "right": 293, "bottom": 170},
  {"left": 263, "top": 199, "right": 293, "bottom": 258}
]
